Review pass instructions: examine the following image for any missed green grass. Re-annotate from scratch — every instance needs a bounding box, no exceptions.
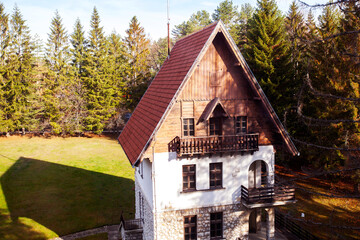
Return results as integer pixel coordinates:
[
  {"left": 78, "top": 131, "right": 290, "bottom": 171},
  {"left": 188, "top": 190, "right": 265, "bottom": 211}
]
[{"left": 0, "top": 136, "right": 134, "bottom": 239}]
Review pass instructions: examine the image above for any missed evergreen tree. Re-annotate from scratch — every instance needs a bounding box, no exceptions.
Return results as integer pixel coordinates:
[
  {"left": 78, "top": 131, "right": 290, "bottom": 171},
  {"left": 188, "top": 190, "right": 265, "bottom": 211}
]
[
  {"left": 172, "top": 10, "right": 212, "bottom": 39},
  {"left": 244, "top": 0, "right": 290, "bottom": 116},
  {"left": 69, "top": 18, "right": 87, "bottom": 132},
  {"left": 83, "top": 7, "right": 114, "bottom": 133},
  {"left": 149, "top": 37, "right": 172, "bottom": 72},
  {"left": 124, "top": 16, "right": 151, "bottom": 111},
  {"left": 44, "top": 10, "right": 72, "bottom": 134},
  {"left": 1, "top": 5, "right": 35, "bottom": 132},
  {"left": 236, "top": 3, "right": 254, "bottom": 49},
  {"left": 212, "top": 0, "right": 240, "bottom": 41},
  {"left": 285, "top": 1, "right": 306, "bottom": 105},
  {"left": 106, "top": 31, "right": 128, "bottom": 129},
  {"left": 0, "top": 3, "right": 9, "bottom": 131}
]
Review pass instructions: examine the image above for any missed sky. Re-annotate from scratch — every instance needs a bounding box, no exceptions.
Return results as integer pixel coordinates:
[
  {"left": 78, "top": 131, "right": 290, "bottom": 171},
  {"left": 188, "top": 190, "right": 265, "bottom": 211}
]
[{"left": 2, "top": 0, "right": 329, "bottom": 43}]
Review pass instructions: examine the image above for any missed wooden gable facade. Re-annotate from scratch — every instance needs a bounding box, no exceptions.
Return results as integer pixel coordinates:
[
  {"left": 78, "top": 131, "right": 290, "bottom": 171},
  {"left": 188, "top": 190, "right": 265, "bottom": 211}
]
[{"left": 119, "top": 21, "right": 298, "bottom": 166}]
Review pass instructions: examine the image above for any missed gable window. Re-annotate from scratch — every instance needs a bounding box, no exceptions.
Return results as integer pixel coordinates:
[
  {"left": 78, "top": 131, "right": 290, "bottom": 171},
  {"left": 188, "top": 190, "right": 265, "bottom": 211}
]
[
  {"left": 210, "top": 212, "right": 223, "bottom": 239},
  {"left": 209, "top": 117, "right": 222, "bottom": 135},
  {"left": 183, "top": 165, "right": 196, "bottom": 191},
  {"left": 235, "top": 116, "right": 247, "bottom": 134},
  {"left": 210, "top": 163, "right": 222, "bottom": 189},
  {"left": 184, "top": 215, "right": 197, "bottom": 240},
  {"left": 183, "top": 118, "right": 195, "bottom": 137},
  {"left": 138, "top": 161, "right": 143, "bottom": 179}
]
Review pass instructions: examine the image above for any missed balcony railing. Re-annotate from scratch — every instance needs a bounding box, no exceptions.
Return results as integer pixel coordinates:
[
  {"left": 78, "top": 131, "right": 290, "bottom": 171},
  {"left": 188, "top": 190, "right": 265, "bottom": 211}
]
[
  {"left": 241, "top": 185, "right": 295, "bottom": 208},
  {"left": 168, "top": 134, "right": 259, "bottom": 156}
]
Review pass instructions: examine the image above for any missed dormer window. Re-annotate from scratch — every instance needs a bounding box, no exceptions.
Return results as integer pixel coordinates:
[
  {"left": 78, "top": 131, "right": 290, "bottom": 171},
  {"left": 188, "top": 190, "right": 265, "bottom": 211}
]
[
  {"left": 183, "top": 118, "right": 194, "bottom": 137},
  {"left": 235, "top": 116, "right": 247, "bottom": 134}
]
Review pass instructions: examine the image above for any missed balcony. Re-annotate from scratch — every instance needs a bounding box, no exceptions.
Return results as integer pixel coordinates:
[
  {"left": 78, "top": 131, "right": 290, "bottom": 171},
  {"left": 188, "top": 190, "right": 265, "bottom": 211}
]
[
  {"left": 168, "top": 134, "right": 259, "bottom": 157},
  {"left": 241, "top": 185, "right": 296, "bottom": 208}
]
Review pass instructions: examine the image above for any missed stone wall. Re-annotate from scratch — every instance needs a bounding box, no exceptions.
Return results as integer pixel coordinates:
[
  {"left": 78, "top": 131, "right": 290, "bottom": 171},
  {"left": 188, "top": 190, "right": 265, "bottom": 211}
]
[{"left": 155, "top": 204, "right": 253, "bottom": 240}]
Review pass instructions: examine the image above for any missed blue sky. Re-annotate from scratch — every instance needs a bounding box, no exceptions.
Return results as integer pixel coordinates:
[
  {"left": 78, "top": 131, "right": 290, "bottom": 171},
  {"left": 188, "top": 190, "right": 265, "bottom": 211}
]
[{"left": 2, "top": 0, "right": 328, "bottom": 43}]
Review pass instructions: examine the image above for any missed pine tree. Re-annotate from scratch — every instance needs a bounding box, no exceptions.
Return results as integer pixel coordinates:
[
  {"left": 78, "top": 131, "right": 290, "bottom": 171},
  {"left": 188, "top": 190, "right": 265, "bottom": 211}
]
[
  {"left": 244, "top": 0, "right": 290, "bottom": 116},
  {"left": 172, "top": 10, "right": 212, "bottom": 39},
  {"left": 124, "top": 16, "right": 151, "bottom": 111},
  {"left": 1, "top": 5, "right": 35, "bottom": 132},
  {"left": 83, "top": 7, "right": 114, "bottom": 133},
  {"left": 44, "top": 10, "right": 72, "bottom": 134},
  {"left": 236, "top": 3, "right": 254, "bottom": 49},
  {"left": 212, "top": 0, "right": 240, "bottom": 41}
]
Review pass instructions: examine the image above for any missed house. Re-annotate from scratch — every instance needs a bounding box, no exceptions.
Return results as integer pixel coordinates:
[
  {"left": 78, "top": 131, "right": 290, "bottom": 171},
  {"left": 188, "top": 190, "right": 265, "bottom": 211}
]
[{"left": 118, "top": 21, "right": 298, "bottom": 240}]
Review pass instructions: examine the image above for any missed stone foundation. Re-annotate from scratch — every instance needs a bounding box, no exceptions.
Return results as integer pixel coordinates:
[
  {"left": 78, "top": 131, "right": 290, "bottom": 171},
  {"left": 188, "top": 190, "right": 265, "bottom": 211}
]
[{"left": 155, "top": 204, "right": 255, "bottom": 240}]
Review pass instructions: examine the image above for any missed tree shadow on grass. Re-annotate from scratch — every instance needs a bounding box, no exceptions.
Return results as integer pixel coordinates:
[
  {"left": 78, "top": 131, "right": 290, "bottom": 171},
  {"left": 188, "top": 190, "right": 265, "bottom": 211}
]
[{"left": 0, "top": 157, "right": 134, "bottom": 237}]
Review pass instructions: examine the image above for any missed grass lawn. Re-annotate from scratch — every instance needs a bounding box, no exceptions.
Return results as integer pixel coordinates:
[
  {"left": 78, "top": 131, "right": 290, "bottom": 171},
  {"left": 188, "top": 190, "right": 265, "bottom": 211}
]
[
  {"left": 277, "top": 165, "right": 360, "bottom": 240},
  {"left": 0, "top": 135, "right": 134, "bottom": 240}
]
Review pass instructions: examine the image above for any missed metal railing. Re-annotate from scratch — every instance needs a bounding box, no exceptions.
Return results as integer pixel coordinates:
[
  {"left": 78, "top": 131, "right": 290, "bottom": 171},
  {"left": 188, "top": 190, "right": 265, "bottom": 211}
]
[
  {"left": 168, "top": 134, "right": 259, "bottom": 156},
  {"left": 241, "top": 185, "right": 295, "bottom": 205}
]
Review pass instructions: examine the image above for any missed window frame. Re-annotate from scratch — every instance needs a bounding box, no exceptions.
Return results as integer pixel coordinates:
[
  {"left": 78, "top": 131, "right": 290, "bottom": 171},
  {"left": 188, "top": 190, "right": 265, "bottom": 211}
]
[
  {"left": 235, "top": 116, "right": 247, "bottom": 135},
  {"left": 183, "top": 164, "right": 196, "bottom": 192},
  {"left": 210, "top": 212, "right": 223, "bottom": 239},
  {"left": 209, "top": 117, "right": 222, "bottom": 136},
  {"left": 209, "top": 163, "right": 223, "bottom": 189},
  {"left": 184, "top": 215, "right": 197, "bottom": 240},
  {"left": 183, "top": 118, "right": 195, "bottom": 137}
]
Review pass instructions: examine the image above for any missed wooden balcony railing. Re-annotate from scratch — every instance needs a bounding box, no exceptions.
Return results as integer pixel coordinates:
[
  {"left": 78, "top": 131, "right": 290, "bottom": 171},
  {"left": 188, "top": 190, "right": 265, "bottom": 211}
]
[
  {"left": 241, "top": 185, "right": 295, "bottom": 207},
  {"left": 168, "top": 134, "right": 259, "bottom": 156}
]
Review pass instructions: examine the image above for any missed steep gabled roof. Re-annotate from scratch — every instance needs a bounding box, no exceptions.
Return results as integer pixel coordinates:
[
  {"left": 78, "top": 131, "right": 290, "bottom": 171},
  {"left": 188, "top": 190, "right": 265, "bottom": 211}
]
[
  {"left": 118, "top": 21, "right": 298, "bottom": 166},
  {"left": 118, "top": 23, "right": 218, "bottom": 166}
]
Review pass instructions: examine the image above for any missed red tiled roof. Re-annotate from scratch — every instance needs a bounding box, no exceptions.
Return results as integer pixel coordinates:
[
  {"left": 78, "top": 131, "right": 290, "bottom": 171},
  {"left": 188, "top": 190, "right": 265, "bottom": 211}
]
[{"left": 118, "top": 23, "right": 218, "bottom": 165}]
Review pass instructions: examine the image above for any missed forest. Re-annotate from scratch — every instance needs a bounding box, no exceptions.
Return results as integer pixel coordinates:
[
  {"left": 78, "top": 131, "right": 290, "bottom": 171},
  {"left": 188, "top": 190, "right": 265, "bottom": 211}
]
[{"left": 0, "top": 0, "right": 359, "bottom": 173}]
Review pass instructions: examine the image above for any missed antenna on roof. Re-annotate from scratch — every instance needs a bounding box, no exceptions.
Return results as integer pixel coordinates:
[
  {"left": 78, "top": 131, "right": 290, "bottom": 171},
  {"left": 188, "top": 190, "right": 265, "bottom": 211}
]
[{"left": 167, "top": 0, "right": 170, "bottom": 56}]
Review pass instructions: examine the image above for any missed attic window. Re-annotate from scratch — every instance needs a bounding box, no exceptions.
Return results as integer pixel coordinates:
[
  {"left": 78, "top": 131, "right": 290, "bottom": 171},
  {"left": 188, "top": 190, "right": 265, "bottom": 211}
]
[
  {"left": 183, "top": 118, "right": 194, "bottom": 137},
  {"left": 235, "top": 116, "right": 247, "bottom": 134}
]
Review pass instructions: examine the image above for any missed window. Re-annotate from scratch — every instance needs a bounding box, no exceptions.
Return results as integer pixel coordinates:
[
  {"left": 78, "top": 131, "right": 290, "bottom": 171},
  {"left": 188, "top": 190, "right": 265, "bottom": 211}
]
[
  {"left": 235, "top": 116, "right": 247, "bottom": 134},
  {"left": 209, "top": 117, "right": 222, "bottom": 135},
  {"left": 184, "top": 215, "right": 197, "bottom": 240},
  {"left": 138, "top": 161, "right": 143, "bottom": 178},
  {"left": 210, "top": 212, "right": 223, "bottom": 239},
  {"left": 183, "top": 165, "right": 196, "bottom": 191},
  {"left": 183, "top": 118, "right": 195, "bottom": 137},
  {"left": 210, "top": 163, "right": 222, "bottom": 189}
]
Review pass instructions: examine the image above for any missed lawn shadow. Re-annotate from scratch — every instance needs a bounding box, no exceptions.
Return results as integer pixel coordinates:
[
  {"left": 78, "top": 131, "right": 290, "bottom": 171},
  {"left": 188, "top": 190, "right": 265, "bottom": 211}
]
[{"left": 0, "top": 157, "right": 134, "bottom": 237}]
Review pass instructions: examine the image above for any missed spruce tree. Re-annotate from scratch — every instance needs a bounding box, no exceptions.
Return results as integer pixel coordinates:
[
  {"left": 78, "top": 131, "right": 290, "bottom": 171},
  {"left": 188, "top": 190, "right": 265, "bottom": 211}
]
[
  {"left": 0, "top": 3, "right": 9, "bottom": 132},
  {"left": 70, "top": 18, "right": 87, "bottom": 132},
  {"left": 2, "top": 5, "right": 35, "bottom": 132},
  {"left": 124, "top": 16, "right": 151, "bottom": 111},
  {"left": 44, "top": 10, "right": 72, "bottom": 134},
  {"left": 285, "top": 1, "right": 306, "bottom": 106},
  {"left": 244, "top": 0, "right": 290, "bottom": 116},
  {"left": 83, "top": 7, "right": 114, "bottom": 133}
]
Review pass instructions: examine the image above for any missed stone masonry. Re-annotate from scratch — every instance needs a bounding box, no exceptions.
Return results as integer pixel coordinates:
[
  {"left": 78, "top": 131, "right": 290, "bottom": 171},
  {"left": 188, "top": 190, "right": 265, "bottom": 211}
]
[{"left": 155, "top": 204, "right": 253, "bottom": 240}]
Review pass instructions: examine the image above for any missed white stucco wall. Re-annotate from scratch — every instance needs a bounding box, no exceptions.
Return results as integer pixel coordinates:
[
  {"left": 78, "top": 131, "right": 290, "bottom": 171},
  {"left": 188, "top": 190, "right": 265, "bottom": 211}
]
[
  {"left": 135, "top": 157, "right": 153, "bottom": 207},
  {"left": 151, "top": 146, "right": 275, "bottom": 211}
]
